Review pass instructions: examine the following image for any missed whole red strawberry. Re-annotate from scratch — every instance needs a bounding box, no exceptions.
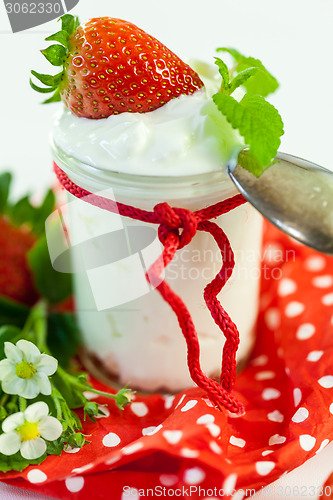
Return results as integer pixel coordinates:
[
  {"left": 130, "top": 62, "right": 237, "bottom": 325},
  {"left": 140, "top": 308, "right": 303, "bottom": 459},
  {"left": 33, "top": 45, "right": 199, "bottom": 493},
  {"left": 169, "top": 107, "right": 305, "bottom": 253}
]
[
  {"left": 0, "top": 217, "right": 38, "bottom": 306},
  {"left": 30, "top": 14, "right": 204, "bottom": 119}
]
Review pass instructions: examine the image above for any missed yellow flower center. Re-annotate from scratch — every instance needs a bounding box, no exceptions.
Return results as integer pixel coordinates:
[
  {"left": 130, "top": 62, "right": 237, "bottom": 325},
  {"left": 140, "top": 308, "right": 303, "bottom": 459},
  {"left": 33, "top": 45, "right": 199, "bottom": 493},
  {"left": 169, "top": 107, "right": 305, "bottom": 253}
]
[
  {"left": 18, "top": 421, "right": 40, "bottom": 441},
  {"left": 15, "top": 361, "right": 36, "bottom": 379}
]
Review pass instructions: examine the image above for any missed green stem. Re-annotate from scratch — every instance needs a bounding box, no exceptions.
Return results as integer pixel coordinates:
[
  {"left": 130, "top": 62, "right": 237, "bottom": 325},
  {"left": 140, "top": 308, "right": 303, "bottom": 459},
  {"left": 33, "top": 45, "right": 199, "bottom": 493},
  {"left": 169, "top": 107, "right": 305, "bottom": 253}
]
[
  {"left": 19, "top": 397, "right": 26, "bottom": 412},
  {"left": 56, "top": 365, "right": 116, "bottom": 400},
  {"left": 0, "top": 394, "right": 9, "bottom": 406},
  {"left": 51, "top": 385, "right": 63, "bottom": 420}
]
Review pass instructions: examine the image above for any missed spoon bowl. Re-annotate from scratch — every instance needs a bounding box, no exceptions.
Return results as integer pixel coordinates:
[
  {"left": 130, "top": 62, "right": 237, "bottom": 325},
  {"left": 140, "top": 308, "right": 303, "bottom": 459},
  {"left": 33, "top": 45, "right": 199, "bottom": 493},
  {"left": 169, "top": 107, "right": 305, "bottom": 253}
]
[{"left": 228, "top": 152, "right": 333, "bottom": 256}]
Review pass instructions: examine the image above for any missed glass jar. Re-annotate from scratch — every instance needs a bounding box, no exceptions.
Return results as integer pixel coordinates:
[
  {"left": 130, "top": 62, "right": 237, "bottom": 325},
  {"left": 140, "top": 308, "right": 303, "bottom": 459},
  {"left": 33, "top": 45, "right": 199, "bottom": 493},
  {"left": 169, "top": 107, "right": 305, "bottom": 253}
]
[{"left": 51, "top": 140, "right": 263, "bottom": 393}]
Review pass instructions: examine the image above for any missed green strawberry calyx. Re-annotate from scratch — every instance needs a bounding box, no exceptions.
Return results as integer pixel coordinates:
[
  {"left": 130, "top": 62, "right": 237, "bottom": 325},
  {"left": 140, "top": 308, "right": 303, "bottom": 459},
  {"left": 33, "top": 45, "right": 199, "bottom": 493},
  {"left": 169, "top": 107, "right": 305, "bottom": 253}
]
[{"left": 30, "top": 14, "right": 79, "bottom": 104}]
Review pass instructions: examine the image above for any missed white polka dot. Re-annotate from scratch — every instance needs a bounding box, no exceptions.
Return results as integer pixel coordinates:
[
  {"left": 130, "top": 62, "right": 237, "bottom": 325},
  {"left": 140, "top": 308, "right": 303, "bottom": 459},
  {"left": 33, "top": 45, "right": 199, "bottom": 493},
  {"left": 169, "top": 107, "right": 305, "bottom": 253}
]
[
  {"left": 164, "top": 395, "right": 175, "bottom": 409},
  {"left": 293, "top": 388, "right": 302, "bottom": 407},
  {"left": 203, "top": 398, "right": 214, "bottom": 407},
  {"left": 318, "top": 375, "right": 333, "bottom": 388},
  {"left": 299, "top": 434, "right": 316, "bottom": 451},
  {"left": 262, "top": 450, "right": 274, "bottom": 456},
  {"left": 103, "top": 432, "right": 121, "bottom": 448},
  {"left": 229, "top": 436, "right": 246, "bottom": 448},
  {"left": 96, "top": 405, "right": 110, "bottom": 418},
  {"left": 72, "top": 464, "right": 94, "bottom": 474},
  {"left": 65, "top": 476, "right": 85, "bottom": 493},
  {"left": 265, "top": 308, "right": 281, "bottom": 330},
  {"left": 278, "top": 278, "right": 297, "bottom": 296},
  {"left": 209, "top": 441, "right": 222, "bottom": 454},
  {"left": 196, "top": 414, "right": 215, "bottom": 425},
  {"left": 122, "top": 442, "right": 144, "bottom": 455},
  {"left": 180, "top": 448, "right": 200, "bottom": 458},
  {"left": 223, "top": 473, "right": 237, "bottom": 495},
  {"left": 121, "top": 488, "right": 139, "bottom": 500},
  {"left": 175, "top": 394, "right": 186, "bottom": 408},
  {"left": 64, "top": 445, "right": 80, "bottom": 453},
  {"left": 251, "top": 354, "right": 268, "bottom": 366},
  {"left": 255, "top": 371, "right": 276, "bottom": 381},
  {"left": 255, "top": 461, "right": 275, "bottom": 476},
  {"left": 285, "top": 366, "right": 290, "bottom": 376},
  {"left": 142, "top": 424, "right": 163, "bottom": 436},
  {"left": 285, "top": 301, "right": 305, "bottom": 317},
  {"left": 267, "top": 410, "right": 284, "bottom": 423},
  {"left": 163, "top": 430, "right": 183, "bottom": 444},
  {"left": 207, "top": 423, "right": 221, "bottom": 437},
  {"left": 27, "top": 470, "right": 47, "bottom": 484},
  {"left": 269, "top": 434, "right": 286, "bottom": 446},
  {"left": 305, "top": 255, "right": 326, "bottom": 271},
  {"left": 159, "top": 474, "right": 179, "bottom": 487},
  {"left": 181, "top": 400, "right": 198, "bottom": 412},
  {"left": 183, "top": 466, "right": 206, "bottom": 485},
  {"left": 296, "top": 323, "right": 316, "bottom": 340},
  {"left": 262, "top": 388, "right": 281, "bottom": 401},
  {"left": 131, "top": 402, "right": 149, "bottom": 417},
  {"left": 330, "top": 403, "right": 333, "bottom": 414},
  {"left": 307, "top": 350, "right": 324, "bottom": 362},
  {"left": 292, "top": 407, "right": 309, "bottom": 423},
  {"left": 322, "top": 293, "right": 333, "bottom": 306},
  {"left": 105, "top": 454, "right": 121, "bottom": 465},
  {"left": 316, "top": 439, "right": 330, "bottom": 455},
  {"left": 312, "top": 275, "right": 333, "bottom": 288}
]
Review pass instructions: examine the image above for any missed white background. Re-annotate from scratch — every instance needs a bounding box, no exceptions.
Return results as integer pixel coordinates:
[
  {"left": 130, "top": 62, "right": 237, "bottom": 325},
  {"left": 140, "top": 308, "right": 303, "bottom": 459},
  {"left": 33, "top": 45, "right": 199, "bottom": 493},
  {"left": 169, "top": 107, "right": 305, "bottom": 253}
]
[{"left": 0, "top": 0, "right": 333, "bottom": 498}]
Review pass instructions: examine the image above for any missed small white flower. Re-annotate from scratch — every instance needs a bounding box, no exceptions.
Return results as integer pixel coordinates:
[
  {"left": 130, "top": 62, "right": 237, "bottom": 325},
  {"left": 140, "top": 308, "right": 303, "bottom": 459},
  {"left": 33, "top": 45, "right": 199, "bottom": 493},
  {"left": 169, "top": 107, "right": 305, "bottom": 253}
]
[
  {"left": 0, "top": 401, "right": 63, "bottom": 459},
  {"left": 0, "top": 340, "right": 58, "bottom": 399}
]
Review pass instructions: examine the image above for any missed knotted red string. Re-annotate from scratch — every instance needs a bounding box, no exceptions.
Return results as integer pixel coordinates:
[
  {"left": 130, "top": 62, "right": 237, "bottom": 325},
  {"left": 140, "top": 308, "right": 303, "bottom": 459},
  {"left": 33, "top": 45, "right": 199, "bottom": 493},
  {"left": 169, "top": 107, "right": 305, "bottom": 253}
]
[{"left": 54, "top": 163, "right": 247, "bottom": 414}]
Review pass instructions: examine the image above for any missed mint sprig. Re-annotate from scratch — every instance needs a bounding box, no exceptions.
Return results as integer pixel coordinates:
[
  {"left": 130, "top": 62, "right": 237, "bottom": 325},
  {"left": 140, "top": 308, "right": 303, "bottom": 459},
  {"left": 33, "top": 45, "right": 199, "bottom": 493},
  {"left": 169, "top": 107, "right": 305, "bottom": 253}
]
[
  {"left": 212, "top": 50, "right": 284, "bottom": 176},
  {"left": 217, "top": 47, "right": 279, "bottom": 97},
  {"left": 30, "top": 14, "right": 79, "bottom": 103}
]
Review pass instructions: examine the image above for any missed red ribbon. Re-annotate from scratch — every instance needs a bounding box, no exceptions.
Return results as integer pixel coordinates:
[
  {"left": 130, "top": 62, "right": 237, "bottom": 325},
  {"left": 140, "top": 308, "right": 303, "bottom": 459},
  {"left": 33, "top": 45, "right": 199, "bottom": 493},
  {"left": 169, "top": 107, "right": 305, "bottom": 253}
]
[{"left": 54, "top": 163, "right": 247, "bottom": 414}]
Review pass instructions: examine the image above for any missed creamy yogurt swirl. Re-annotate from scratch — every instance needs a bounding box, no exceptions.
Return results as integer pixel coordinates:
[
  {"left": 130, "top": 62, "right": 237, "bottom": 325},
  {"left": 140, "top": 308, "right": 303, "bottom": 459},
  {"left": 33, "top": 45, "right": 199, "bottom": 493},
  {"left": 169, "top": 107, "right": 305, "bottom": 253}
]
[{"left": 52, "top": 61, "right": 244, "bottom": 176}]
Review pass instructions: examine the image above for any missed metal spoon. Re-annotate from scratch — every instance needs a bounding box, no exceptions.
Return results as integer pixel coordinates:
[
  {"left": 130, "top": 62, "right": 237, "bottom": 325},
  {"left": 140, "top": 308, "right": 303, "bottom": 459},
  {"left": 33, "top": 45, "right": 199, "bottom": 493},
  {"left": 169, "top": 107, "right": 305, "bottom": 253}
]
[{"left": 228, "top": 152, "right": 333, "bottom": 256}]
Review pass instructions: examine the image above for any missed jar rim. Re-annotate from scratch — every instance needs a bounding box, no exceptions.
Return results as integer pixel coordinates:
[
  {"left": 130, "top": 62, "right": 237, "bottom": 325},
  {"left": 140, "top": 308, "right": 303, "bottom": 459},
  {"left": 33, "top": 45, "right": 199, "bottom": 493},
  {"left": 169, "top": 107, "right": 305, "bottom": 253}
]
[{"left": 51, "top": 137, "right": 237, "bottom": 200}]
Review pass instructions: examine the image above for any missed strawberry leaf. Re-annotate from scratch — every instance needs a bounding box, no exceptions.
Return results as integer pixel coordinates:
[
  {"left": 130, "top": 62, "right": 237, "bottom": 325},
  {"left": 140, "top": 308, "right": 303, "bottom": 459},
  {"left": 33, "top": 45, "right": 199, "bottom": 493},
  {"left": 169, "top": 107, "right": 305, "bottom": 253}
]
[
  {"left": 45, "top": 30, "right": 70, "bottom": 48},
  {"left": 0, "top": 451, "right": 46, "bottom": 473},
  {"left": 29, "top": 79, "right": 56, "bottom": 94},
  {"left": 0, "top": 172, "right": 12, "bottom": 213},
  {"left": 0, "top": 296, "right": 29, "bottom": 328},
  {"left": 28, "top": 235, "right": 72, "bottom": 304},
  {"left": 31, "top": 70, "right": 63, "bottom": 88},
  {"left": 217, "top": 47, "right": 279, "bottom": 97},
  {"left": 43, "top": 88, "right": 61, "bottom": 104},
  {"left": 47, "top": 313, "right": 81, "bottom": 369},
  {"left": 41, "top": 44, "right": 67, "bottom": 66},
  {"left": 60, "top": 14, "right": 79, "bottom": 36}
]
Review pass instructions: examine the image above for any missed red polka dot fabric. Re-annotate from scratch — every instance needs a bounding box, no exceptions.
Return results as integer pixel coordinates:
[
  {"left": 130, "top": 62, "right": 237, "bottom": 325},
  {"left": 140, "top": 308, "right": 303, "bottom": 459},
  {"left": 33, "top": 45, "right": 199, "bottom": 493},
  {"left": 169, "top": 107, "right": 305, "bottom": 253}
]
[{"left": 1, "top": 222, "right": 333, "bottom": 499}]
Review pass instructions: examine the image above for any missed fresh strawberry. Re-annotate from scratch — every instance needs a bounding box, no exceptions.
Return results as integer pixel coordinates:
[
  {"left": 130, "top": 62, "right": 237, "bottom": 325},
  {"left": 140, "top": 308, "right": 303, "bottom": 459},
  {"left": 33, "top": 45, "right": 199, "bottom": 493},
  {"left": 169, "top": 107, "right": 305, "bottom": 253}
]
[
  {"left": 0, "top": 216, "right": 38, "bottom": 306},
  {"left": 30, "top": 14, "right": 204, "bottom": 119}
]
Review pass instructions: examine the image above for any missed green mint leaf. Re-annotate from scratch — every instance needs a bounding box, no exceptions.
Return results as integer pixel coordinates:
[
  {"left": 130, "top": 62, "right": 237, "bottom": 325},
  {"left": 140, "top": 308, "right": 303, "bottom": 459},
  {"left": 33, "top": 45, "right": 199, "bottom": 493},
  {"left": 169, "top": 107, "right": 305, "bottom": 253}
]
[
  {"left": 31, "top": 70, "right": 63, "bottom": 88},
  {"left": 41, "top": 44, "right": 67, "bottom": 66},
  {"left": 45, "top": 30, "right": 70, "bottom": 48},
  {"left": 60, "top": 14, "right": 79, "bottom": 36},
  {"left": 0, "top": 172, "right": 12, "bottom": 213},
  {"left": 28, "top": 234, "right": 72, "bottom": 304},
  {"left": 47, "top": 313, "right": 81, "bottom": 369},
  {"left": 0, "top": 451, "right": 46, "bottom": 472},
  {"left": 42, "top": 88, "right": 61, "bottom": 104},
  {"left": 29, "top": 79, "right": 56, "bottom": 94},
  {"left": 228, "top": 67, "right": 260, "bottom": 94},
  {"left": 213, "top": 92, "right": 284, "bottom": 175},
  {"left": 237, "top": 150, "right": 276, "bottom": 177},
  {"left": 214, "top": 57, "right": 229, "bottom": 92},
  {"left": 0, "top": 296, "right": 29, "bottom": 328},
  {"left": 217, "top": 47, "right": 279, "bottom": 97}
]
